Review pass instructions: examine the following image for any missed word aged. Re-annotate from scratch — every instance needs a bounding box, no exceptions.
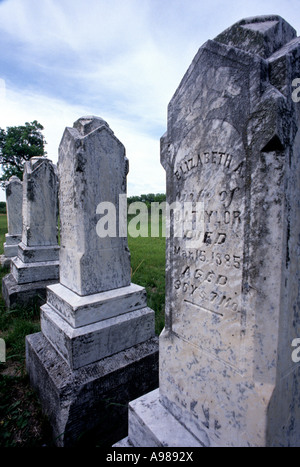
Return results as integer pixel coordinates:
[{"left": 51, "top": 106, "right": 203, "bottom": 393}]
[{"left": 177, "top": 266, "right": 228, "bottom": 287}]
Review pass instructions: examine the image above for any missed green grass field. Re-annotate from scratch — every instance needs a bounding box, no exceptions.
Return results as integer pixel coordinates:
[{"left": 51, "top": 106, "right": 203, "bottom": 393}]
[
  {"left": 0, "top": 214, "right": 7, "bottom": 255},
  {"left": 0, "top": 213, "right": 166, "bottom": 446},
  {"left": 128, "top": 215, "right": 166, "bottom": 334},
  {"left": 0, "top": 214, "right": 41, "bottom": 364}
]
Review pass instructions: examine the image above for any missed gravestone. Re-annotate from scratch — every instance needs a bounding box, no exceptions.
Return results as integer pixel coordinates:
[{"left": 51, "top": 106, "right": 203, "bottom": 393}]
[
  {"left": 2, "top": 157, "right": 59, "bottom": 308},
  {"left": 1, "top": 176, "right": 23, "bottom": 267},
  {"left": 118, "top": 15, "right": 300, "bottom": 447},
  {"left": 26, "top": 116, "right": 158, "bottom": 447}
]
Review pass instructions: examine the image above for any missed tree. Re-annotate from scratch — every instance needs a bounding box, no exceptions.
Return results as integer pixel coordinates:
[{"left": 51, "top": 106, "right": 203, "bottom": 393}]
[
  {"left": 0, "top": 120, "right": 47, "bottom": 187},
  {"left": 127, "top": 193, "right": 166, "bottom": 213}
]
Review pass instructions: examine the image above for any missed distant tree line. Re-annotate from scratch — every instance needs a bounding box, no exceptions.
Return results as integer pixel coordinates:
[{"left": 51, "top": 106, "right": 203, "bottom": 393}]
[
  {"left": 0, "top": 201, "right": 6, "bottom": 214},
  {"left": 127, "top": 193, "right": 166, "bottom": 210}
]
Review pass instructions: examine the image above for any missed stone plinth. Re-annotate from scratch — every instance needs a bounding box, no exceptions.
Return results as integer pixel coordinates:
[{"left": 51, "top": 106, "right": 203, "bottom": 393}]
[
  {"left": 119, "top": 16, "right": 300, "bottom": 448},
  {"left": 114, "top": 389, "right": 201, "bottom": 448},
  {"left": 41, "top": 294, "right": 154, "bottom": 370},
  {"left": 1, "top": 176, "right": 23, "bottom": 267},
  {"left": 26, "top": 332, "right": 158, "bottom": 447},
  {"left": 3, "top": 234, "right": 21, "bottom": 258},
  {"left": 2, "top": 157, "right": 59, "bottom": 308},
  {"left": 26, "top": 117, "right": 158, "bottom": 446}
]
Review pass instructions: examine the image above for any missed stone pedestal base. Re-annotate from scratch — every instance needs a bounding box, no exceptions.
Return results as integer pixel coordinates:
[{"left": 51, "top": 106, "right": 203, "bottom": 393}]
[
  {"left": 17, "top": 242, "right": 60, "bottom": 264},
  {"left": 114, "top": 389, "right": 202, "bottom": 448},
  {"left": 2, "top": 273, "right": 59, "bottom": 308},
  {"left": 26, "top": 332, "right": 159, "bottom": 447},
  {"left": 4, "top": 233, "right": 21, "bottom": 252},
  {"left": 3, "top": 243, "right": 18, "bottom": 257},
  {"left": 11, "top": 250, "right": 59, "bottom": 284},
  {"left": 26, "top": 279, "right": 158, "bottom": 445},
  {"left": 2, "top": 242, "right": 60, "bottom": 308},
  {"left": 1, "top": 233, "right": 21, "bottom": 267},
  {"left": 41, "top": 282, "right": 155, "bottom": 369},
  {"left": 0, "top": 255, "right": 12, "bottom": 268}
]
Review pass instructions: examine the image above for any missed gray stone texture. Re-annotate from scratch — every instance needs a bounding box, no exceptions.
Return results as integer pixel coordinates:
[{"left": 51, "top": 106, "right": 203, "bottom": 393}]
[
  {"left": 2, "top": 157, "right": 59, "bottom": 308},
  {"left": 21, "top": 157, "right": 58, "bottom": 248},
  {"left": 2, "top": 273, "right": 58, "bottom": 309},
  {"left": 41, "top": 117, "right": 156, "bottom": 369},
  {"left": 1, "top": 176, "right": 23, "bottom": 265},
  {"left": 26, "top": 332, "right": 158, "bottom": 447},
  {"left": 3, "top": 234, "right": 21, "bottom": 258},
  {"left": 46, "top": 282, "right": 147, "bottom": 328},
  {"left": 41, "top": 304, "right": 155, "bottom": 370},
  {"left": 58, "top": 116, "right": 131, "bottom": 296},
  {"left": 6, "top": 175, "right": 23, "bottom": 236},
  {"left": 123, "top": 15, "right": 300, "bottom": 447},
  {"left": 26, "top": 116, "right": 158, "bottom": 446},
  {"left": 115, "top": 389, "right": 202, "bottom": 447}
]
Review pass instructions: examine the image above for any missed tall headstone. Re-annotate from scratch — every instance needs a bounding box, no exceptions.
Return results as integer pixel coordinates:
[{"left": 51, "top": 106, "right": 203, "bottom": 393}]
[
  {"left": 26, "top": 116, "right": 158, "bottom": 447},
  {"left": 1, "top": 176, "right": 23, "bottom": 267},
  {"left": 119, "top": 16, "right": 300, "bottom": 447},
  {"left": 2, "top": 157, "right": 59, "bottom": 308},
  {"left": 59, "top": 116, "right": 131, "bottom": 296}
]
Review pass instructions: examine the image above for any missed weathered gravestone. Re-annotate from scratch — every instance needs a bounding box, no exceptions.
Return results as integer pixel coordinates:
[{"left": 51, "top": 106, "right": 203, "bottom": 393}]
[
  {"left": 26, "top": 116, "right": 158, "bottom": 447},
  {"left": 0, "top": 176, "right": 23, "bottom": 267},
  {"left": 2, "top": 157, "right": 59, "bottom": 308},
  {"left": 118, "top": 15, "right": 300, "bottom": 447}
]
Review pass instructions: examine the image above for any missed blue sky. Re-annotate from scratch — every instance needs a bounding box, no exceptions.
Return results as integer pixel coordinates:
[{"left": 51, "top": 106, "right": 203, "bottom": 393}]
[{"left": 0, "top": 0, "right": 300, "bottom": 201}]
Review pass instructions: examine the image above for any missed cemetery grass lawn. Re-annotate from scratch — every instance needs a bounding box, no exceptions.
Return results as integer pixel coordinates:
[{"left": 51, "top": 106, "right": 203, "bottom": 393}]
[
  {"left": 128, "top": 214, "right": 166, "bottom": 335},
  {"left": 0, "top": 214, "right": 51, "bottom": 446},
  {"left": 0, "top": 213, "right": 166, "bottom": 446}
]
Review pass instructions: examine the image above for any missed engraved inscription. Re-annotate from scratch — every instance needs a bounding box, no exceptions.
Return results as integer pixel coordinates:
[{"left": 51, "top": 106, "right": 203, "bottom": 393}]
[
  {"left": 175, "top": 151, "right": 234, "bottom": 180},
  {"left": 174, "top": 247, "right": 241, "bottom": 269},
  {"left": 171, "top": 144, "right": 245, "bottom": 367},
  {"left": 174, "top": 151, "right": 245, "bottom": 180}
]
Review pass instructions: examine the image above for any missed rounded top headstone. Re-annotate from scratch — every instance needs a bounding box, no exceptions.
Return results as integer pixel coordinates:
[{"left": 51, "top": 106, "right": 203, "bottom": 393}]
[
  {"left": 8, "top": 175, "right": 22, "bottom": 183},
  {"left": 5, "top": 176, "right": 22, "bottom": 195}
]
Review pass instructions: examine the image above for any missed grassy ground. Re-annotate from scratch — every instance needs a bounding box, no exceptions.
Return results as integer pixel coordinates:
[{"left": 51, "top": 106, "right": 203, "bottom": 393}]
[
  {"left": 0, "top": 213, "right": 166, "bottom": 447},
  {"left": 128, "top": 215, "right": 166, "bottom": 334},
  {"left": 0, "top": 214, "right": 52, "bottom": 446}
]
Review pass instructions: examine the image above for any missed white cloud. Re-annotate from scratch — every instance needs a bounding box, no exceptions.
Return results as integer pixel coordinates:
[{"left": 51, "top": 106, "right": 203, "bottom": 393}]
[
  {"left": 0, "top": 0, "right": 300, "bottom": 203},
  {"left": 0, "top": 0, "right": 150, "bottom": 56},
  {"left": 0, "top": 83, "right": 166, "bottom": 201}
]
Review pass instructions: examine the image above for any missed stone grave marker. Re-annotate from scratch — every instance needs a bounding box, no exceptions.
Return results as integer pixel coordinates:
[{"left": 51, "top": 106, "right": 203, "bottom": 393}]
[
  {"left": 2, "top": 157, "right": 59, "bottom": 307},
  {"left": 1, "top": 176, "right": 23, "bottom": 267},
  {"left": 118, "top": 15, "right": 300, "bottom": 447},
  {"left": 26, "top": 116, "right": 158, "bottom": 447}
]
